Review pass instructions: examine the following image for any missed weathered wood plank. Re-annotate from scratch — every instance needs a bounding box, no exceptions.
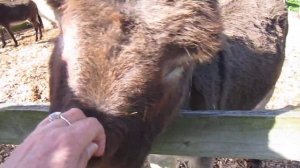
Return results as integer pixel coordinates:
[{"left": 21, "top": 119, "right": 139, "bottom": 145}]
[
  {"left": 0, "top": 105, "right": 48, "bottom": 144},
  {"left": 153, "top": 107, "right": 300, "bottom": 161},
  {"left": 0, "top": 105, "right": 299, "bottom": 161}
]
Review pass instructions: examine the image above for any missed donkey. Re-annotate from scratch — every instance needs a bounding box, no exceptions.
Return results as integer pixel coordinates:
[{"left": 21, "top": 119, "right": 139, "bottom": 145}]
[
  {"left": 0, "top": 0, "right": 43, "bottom": 48},
  {"left": 47, "top": 0, "right": 288, "bottom": 167},
  {"left": 47, "top": 0, "right": 222, "bottom": 168},
  {"left": 191, "top": 0, "right": 288, "bottom": 110},
  {"left": 188, "top": 0, "right": 288, "bottom": 167}
]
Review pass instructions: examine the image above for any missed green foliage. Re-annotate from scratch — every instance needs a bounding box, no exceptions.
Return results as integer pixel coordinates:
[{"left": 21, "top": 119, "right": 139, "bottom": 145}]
[
  {"left": 11, "top": 22, "right": 32, "bottom": 32},
  {"left": 287, "top": 0, "right": 300, "bottom": 12}
]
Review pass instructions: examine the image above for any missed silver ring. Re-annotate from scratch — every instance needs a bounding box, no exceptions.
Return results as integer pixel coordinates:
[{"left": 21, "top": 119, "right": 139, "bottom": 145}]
[{"left": 49, "top": 112, "right": 72, "bottom": 126}]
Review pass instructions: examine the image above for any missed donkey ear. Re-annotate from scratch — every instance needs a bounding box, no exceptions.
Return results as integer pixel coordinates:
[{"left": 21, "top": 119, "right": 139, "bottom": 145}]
[
  {"left": 47, "top": 0, "right": 64, "bottom": 10},
  {"left": 47, "top": 0, "right": 65, "bottom": 25}
]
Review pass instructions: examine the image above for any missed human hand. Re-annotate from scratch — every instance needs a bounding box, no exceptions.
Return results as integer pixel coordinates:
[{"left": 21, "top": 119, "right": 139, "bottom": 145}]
[{"left": 3, "top": 108, "right": 106, "bottom": 168}]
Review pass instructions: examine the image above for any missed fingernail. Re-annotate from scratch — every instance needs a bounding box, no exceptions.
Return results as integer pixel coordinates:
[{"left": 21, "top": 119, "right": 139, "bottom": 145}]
[{"left": 87, "top": 143, "right": 98, "bottom": 159}]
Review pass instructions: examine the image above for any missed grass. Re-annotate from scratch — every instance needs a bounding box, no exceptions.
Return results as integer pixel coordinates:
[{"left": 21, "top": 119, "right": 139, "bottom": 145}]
[
  {"left": 287, "top": 0, "right": 300, "bottom": 12},
  {"left": 11, "top": 22, "right": 32, "bottom": 32}
]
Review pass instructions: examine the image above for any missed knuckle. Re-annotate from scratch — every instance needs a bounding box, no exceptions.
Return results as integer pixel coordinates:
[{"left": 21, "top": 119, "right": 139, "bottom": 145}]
[
  {"left": 81, "top": 117, "right": 104, "bottom": 133},
  {"left": 86, "top": 117, "right": 101, "bottom": 127},
  {"left": 69, "top": 108, "right": 83, "bottom": 115},
  {"left": 69, "top": 108, "right": 86, "bottom": 118},
  {"left": 87, "top": 118, "right": 105, "bottom": 134}
]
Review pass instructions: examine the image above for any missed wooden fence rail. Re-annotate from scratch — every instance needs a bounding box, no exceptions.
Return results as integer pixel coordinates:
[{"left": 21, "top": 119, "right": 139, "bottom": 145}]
[{"left": 0, "top": 105, "right": 300, "bottom": 162}]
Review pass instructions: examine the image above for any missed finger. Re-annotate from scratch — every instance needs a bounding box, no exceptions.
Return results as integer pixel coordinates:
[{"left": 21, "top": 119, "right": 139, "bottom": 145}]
[
  {"left": 77, "top": 143, "right": 99, "bottom": 168},
  {"left": 71, "top": 117, "right": 106, "bottom": 157},
  {"left": 37, "top": 108, "right": 86, "bottom": 128}
]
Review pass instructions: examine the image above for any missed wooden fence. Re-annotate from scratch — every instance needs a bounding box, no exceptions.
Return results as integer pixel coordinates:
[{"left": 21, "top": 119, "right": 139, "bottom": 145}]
[{"left": 0, "top": 105, "right": 300, "bottom": 163}]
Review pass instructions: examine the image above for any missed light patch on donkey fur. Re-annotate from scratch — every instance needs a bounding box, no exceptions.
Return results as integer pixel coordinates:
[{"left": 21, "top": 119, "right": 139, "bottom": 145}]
[
  {"left": 164, "top": 67, "right": 184, "bottom": 82},
  {"left": 61, "top": 17, "right": 82, "bottom": 95}
]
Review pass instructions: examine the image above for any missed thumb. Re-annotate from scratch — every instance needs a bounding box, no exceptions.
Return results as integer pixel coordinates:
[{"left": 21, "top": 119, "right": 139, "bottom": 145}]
[
  {"left": 87, "top": 143, "right": 99, "bottom": 159},
  {"left": 78, "top": 143, "right": 99, "bottom": 168}
]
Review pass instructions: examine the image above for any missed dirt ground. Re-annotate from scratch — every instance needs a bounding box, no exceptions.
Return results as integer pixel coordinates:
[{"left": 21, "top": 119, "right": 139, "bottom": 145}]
[
  {"left": 0, "top": 28, "right": 58, "bottom": 104},
  {"left": 0, "top": 12, "right": 299, "bottom": 167}
]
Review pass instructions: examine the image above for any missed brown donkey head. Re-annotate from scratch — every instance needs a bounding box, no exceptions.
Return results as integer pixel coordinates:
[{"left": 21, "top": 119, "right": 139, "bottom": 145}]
[{"left": 48, "top": 0, "right": 222, "bottom": 167}]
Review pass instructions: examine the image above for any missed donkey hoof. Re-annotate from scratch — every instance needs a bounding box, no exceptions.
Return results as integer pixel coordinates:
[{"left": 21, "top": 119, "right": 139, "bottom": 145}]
[{"left": 246, "top": 159, "right": 263, "bottom": 168}]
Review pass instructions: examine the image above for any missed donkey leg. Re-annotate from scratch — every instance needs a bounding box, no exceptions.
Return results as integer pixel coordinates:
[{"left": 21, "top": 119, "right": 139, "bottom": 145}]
[
  {"left": 36, "top": 13, "right": 44, "bottom": 40},
  {"left": 35, "top": 27, "right": 39, "bottom": 41},
  {"left": 246, "top": 159, "right": 263, "bottom": 168},
  {"left": 38, "top": 25, "right": 43, "bottom": 40},
  {"left": 175, "top": 156, "right": 213, "bottom": 168},
  {"left": 1, "top": 29, "right": 6, "bottom": 48},
  {"left": 37, "top": 17, "right": 43, "bottom": 40},
  {"left": 196, "top": 157, "right": 213, "bottom": 168},
  {"left": 4, "top": 25, "right": 18, "bottom": 47},
  {"left": 30, "top": 20, "right": 39, "bottom": 41}
]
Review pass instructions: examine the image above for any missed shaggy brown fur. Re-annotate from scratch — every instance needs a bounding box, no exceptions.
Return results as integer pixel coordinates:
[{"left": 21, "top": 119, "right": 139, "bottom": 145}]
[
  {"left": 48, "top": 0, "right": 222, "bottom": 167},
  {"left": 0, "top": 0, "right": 43, "bottom": 48},
  {"left": 190, "top": 0, "right": 288, "bottom": 110}
]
